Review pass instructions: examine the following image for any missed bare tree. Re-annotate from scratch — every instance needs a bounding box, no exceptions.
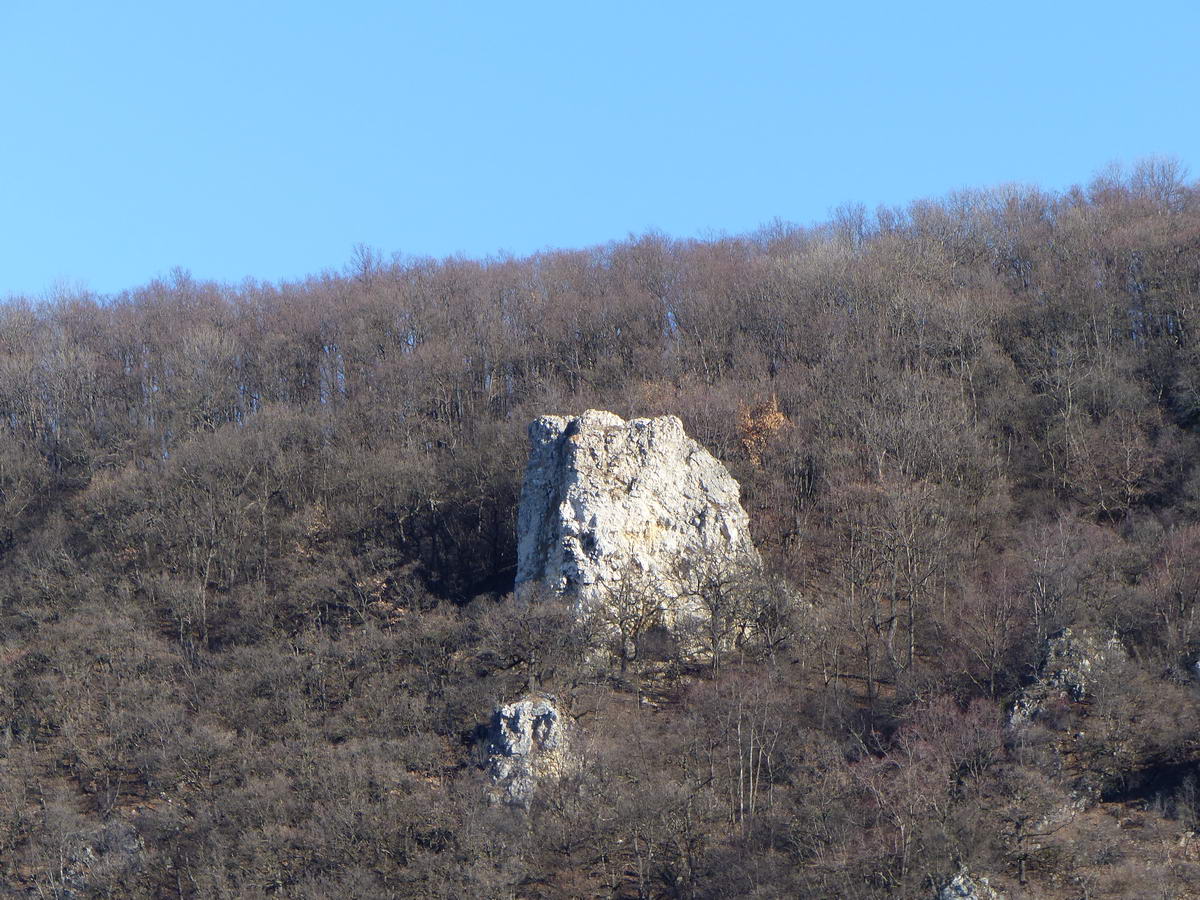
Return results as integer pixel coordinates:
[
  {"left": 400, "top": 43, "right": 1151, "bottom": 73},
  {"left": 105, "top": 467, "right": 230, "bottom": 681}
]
[{"left": 672, "top": 553, "right": 763, "bottom": 675}]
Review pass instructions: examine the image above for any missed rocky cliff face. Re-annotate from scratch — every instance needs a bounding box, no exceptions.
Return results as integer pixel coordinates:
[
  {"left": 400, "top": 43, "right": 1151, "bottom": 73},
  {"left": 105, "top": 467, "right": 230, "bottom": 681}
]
[
  {"left": 485, "top": 695, "right": 570, "bottom": 806},
  {"left": 515, "top": 410, "right": 760, "bottom": 635}
]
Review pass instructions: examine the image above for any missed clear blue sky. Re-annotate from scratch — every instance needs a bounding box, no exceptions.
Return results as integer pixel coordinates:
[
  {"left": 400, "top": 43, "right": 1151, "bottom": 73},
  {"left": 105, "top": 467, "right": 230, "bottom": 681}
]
[{"left": 2, "top": 1, "right": 1197, "bottom": 297}]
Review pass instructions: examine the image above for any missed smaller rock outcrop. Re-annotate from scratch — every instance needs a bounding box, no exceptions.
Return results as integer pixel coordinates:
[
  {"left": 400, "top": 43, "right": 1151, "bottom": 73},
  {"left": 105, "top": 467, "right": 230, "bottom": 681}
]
[
  {"left": 53, "top": 819, "right": 144, "bottom": 899},
  {"left": 937, "top": 869, "right": 1004, "bottom": 900},
  {"left": 485, "top": 694, "right": 570, "bottom": 806},
  {"left": 1011, "top": 627, "right": 1127, "bottom": 726}
]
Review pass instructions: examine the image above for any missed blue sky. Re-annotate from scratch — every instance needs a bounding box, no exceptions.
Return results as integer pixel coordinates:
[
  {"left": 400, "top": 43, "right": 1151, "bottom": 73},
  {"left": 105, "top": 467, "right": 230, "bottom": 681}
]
[{"left": 2, "top": 1, "right": 1197, "bottom": 297}]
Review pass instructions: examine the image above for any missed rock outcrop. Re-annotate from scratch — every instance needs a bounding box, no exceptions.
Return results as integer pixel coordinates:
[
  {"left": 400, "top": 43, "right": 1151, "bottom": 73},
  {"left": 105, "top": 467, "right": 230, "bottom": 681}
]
[
  {"left": 937, "top": 869, "right": 1004, "bottom": 900},
  {"left": 485, "top": 694, "right": 570, "bottom": 806},
  {"left": 1011, "top": 627, "right": 1127, "bottom": 726},
  {"left": 515, "top": 410, "right": 760, "bottom": 638},
  {"left": 51, "top": 819, "right": 144, "bottom": 899}
]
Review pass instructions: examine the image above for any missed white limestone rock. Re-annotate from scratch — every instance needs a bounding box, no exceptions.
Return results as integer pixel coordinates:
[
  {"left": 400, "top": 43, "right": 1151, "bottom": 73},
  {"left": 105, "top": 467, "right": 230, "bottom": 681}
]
[
  {"left": 485, "top": 694, "right": 570, "bottom": 806},
  {"left": 938, "top": 869, "right": 1004, "bottom": 900},
  {"left": 1011, "top": 627, "right": 1127, "bottom": 726},
  {"left": 515, "top": 410, "right": 760, "bottom": 638}
]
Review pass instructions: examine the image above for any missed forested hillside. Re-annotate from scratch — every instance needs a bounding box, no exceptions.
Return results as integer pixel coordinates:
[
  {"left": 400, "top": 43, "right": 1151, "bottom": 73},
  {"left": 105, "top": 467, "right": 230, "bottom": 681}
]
[{"left": 3, "top": 160, "right": 1200, "bottom": 897}]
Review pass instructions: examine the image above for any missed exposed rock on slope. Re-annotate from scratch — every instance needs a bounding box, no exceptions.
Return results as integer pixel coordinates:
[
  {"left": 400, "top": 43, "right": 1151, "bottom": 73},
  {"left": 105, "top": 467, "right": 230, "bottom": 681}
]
[
  {"left": 1011, "top": 627, "right": 1127, "bottom": 726},
  {"left": 515, "top": 410, "right": 760, "bottom": 638},
  {"left": 49, "top": 819, "right": 144, "bottom": 899},
  {"left": 485, "top": 694, "right": 570, "bottom": 806},
  {"left": 937, "top": 868, "right": 1004, "bottom": 900}
]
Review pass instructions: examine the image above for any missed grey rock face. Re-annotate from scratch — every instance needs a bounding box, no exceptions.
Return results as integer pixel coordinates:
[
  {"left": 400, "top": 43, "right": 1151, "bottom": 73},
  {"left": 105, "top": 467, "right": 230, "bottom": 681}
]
[
  {"left": 1042, "top": 627, "right": 1126, "bottom": 697},
  {"left": 1011, "top": 627, "right": 1127, "bottom": 726},
  {"left": 516, "top": 410, "right": 760, "bottom": 635},
  {"left": 486, "top": 695, "right": 570, "bottom": 806},
  {"left": 938, "top": 869, "right": 1004, "bottom": 900}
]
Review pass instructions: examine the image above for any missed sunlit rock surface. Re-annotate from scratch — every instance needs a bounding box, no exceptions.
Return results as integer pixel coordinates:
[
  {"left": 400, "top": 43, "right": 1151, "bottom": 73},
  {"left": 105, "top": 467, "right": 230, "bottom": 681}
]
[
  {"left": 485, "top": 694, "right": 570, "bottom": 806},
  {"left": 1011, "top": 627, "right": 1128, "bottom": 726},
  {"left": 937, "top": 868, "right": 1004, "bottom": 900},
  {"left": 515, "top": 409, "right": 760, "bottom": 636}
]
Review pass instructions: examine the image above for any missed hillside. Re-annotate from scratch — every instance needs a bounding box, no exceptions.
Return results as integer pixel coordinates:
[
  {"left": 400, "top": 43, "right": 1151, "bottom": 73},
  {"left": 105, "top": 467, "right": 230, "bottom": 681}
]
[{"left": 3, "top": 161, "right": 1200, "bottom": 897}]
